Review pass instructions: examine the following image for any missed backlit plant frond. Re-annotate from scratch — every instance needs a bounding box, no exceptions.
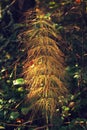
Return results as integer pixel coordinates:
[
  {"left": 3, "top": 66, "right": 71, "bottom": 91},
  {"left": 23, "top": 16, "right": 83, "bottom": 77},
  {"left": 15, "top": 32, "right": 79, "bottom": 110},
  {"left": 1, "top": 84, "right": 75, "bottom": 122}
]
[{"left": 18, "top": 9, "right": 68, "bottom": 122}]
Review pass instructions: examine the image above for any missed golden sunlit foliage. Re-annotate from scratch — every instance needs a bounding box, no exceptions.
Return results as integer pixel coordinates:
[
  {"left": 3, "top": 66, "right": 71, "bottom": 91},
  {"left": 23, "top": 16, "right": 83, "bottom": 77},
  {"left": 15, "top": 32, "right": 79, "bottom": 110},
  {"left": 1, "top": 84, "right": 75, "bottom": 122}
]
[
  {"left": 0, "top": 0, "right": 87, "bottom": 129},
  {"left": 18, "top": 8, "right": 68, "bottom": 122}
]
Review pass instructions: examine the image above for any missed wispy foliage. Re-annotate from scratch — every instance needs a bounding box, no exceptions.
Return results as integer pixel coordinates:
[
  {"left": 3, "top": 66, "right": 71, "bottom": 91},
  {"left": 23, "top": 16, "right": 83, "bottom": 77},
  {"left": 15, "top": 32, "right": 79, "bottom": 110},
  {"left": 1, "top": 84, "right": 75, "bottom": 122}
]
[{"left": 18, "top": 9, "right": 68, "bottom": 122}]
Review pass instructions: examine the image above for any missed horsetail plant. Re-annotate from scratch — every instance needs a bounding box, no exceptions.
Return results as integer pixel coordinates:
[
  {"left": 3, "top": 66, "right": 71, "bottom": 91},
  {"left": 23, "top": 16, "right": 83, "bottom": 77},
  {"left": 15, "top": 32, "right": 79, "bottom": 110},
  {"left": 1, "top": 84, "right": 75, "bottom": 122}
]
[{"left": 18, "top": 6, "right": 68, "bottom": 129}]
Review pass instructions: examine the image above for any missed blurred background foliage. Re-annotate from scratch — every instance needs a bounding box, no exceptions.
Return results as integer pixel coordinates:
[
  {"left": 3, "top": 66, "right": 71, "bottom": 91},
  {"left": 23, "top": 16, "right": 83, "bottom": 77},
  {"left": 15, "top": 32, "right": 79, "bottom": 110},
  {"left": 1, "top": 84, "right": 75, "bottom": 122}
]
[{"left": 0, "top": 0, "right": 87, "bottom": 130}]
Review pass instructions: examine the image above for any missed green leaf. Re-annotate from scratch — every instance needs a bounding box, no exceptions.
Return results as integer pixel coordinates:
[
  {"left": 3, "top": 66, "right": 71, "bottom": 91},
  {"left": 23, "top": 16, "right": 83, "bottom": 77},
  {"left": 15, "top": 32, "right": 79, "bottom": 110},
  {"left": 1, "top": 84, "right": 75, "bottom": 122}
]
[
  {"left": 62, "top": 106, "right": 69, "bottom": 111},
  {"left": 17, "top": 87, "right": 24, "bottom": 92},
  {"left": 49, "top": 1, "right": 56, "bottom": 5},
  {"left": 17, "top": 128, "right": 21, "bottom": 130},
  {"left": 0, "top": 105, "right": 3, "bottom": 109},
  {"left": 10, "top": 112, "right": 19, "bottom": 120},
  {"left": 21, "top": 108, "right": 29, "bottom": 115},
  {"left": 74, "top": 73, "right": 79, "bottom": 79},
  {"left": 13, "top": 78, "right": 25, "bottom": 85},
  {"left": 0, "top": 99, "right": 3, "bottom": 104}
]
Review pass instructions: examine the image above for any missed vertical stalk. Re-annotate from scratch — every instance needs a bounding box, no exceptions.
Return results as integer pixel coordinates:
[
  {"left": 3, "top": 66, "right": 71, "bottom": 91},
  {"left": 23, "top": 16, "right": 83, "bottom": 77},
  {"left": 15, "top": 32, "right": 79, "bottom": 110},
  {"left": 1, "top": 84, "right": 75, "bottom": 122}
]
[
  {"left": 45, "top": 75, "right": 49, "bottom": 130},
  {"left": 46, "top": 102, "right": 49, "bottom": 130}
]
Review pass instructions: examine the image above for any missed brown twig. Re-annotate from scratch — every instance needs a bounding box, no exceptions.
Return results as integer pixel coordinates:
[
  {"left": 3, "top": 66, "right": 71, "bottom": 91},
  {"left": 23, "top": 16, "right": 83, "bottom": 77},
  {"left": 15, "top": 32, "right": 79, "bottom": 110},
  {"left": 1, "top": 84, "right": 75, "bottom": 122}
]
[{"left": 1, "top": 0, "right": 16, "bottom": 13}]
